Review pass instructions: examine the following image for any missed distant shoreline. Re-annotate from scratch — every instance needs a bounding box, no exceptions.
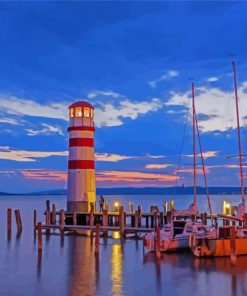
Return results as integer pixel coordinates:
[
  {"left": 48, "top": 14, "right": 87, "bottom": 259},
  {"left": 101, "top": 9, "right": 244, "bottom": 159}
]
[{"left": 1, "top": 186, "right": 247, "bottom": 196}]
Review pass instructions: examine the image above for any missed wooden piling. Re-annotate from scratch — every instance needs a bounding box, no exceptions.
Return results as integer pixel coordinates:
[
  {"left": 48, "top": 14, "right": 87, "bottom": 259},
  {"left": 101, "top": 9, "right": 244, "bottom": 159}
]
[
  {"left": 59, "top": 209, "right": 65, "bottom": 234},
  {"left": 73, "top": 211, "right": 77, "bottom": 225},
  {"left": 104, "top": 202, "right": 109, "bottom": 211},
  {"left": 163, "top": 201, "right": 168, "bottom": 215},
  {"left": 7, "top": 208, "right": 11, "bottom": 233},
  {"left": 90, "top": 202, "right": 95, "bottom": 238},
  {"left": 51, "top": 204, "right": 57, "bottom": 224},
  {"left": 160, "top": 212, "right": 164, "bottom": 227},
  {"left": 37, "top": 222, "right": 42, "bottom": 252},
  {"left": 33, "top": 210, "right": 37, "bottom": 232},
  {"left": 46, "top": 200, "right": 50, "bottom": 212},
  {"left": 95, "top": 223, "right": 100, "bottom": 255},
  {"left": 129, "top": 201, "right": 134, "bottom": 213},
  {"left": 230, "top": 226, "right": 237, "bottom": 265},
  {"left": 138, "top": 205, "right": 142, "bottom": 227},
  {"left": 102, "top": 209, "right": 108, "bottom": 237},
  {"left": 119, "top": 206, "right": 125, "bottom": 238},
  {"left": 134, "top": 210, "right": 138, "bottom": 228},
  {"left": 15, "top": 209, "right": 22, "bottom": 232},
  {"left": 45, "top": 210, "right": 51, "bottom": 235},
  {"left": 156, "top": 226, "right": 161, "bottom": 259}
]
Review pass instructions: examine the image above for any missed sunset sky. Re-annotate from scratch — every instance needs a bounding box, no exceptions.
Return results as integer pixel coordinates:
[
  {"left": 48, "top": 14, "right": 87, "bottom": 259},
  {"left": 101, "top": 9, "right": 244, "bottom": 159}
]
[{"left": 1, "top": 2, "right": 247, "bottom": 193}]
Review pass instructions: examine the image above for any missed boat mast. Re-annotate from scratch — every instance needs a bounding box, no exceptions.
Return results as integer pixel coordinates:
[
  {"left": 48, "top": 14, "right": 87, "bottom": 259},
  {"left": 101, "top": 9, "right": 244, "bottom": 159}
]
[
  {"left": 192, "top": 82, "right": 197, "bottom": 207},
  {"left": 232, "top": 60, "right": 245, "bottom": 204}
]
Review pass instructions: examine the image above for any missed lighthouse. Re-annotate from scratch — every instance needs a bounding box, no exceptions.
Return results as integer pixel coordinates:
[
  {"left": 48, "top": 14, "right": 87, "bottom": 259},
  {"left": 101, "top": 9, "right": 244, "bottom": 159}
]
[{"left": 67, "top": 101, "right": 96, "bottom": 212}]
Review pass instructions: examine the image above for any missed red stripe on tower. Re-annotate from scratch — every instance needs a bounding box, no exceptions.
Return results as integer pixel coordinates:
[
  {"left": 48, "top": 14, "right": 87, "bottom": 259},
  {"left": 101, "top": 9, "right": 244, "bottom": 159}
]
[
  {"left": 69, "top": 138, "right": 94, "bottom": 147},
  {"left": 68, "top": 160, "right": 95, "bottom": 169}
]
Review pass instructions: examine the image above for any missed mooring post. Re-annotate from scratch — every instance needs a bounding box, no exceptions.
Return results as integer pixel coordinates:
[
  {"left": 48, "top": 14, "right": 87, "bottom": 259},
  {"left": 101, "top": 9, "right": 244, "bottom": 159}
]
[
  {"left": 46, "top": 200, "right": 50, "bottom": 212},
  {"left": 45, "top": 210, "right": 51, "bottom": 235},
  {"left": 15, "top": 209, "right": 22, "bottom": 232},
  {"left": 59, "top": 209, "right": 65, "bottom": 235},
  {"left": 138, "top": 205, "right": 142, "bottom": 227},
  {"left": 119, "top": 206, "right": 125, "bottom": 238},
  {"left": 163, "top": 201, "right": 168, "bottom": 215},
  {"left": 230, "top": 226, "right": 237, "bottom": 265},
  {"left": 37, "top": 222, "right": 42, "bottom": 252},
  {"left": 129, "top": 201, "right": 134, "bottom": 213},
  {"left": 90, "top": 202, "right": 95, "bottom": 238},
  {"left": 102, "top": 209, "right": 108, "bottom": 237},
  {"left": 51, "top": 204, "right": 57, "bottom": 225},
  {"left": 156, "top": 226, "right": 161, "bottom": 259},
  {"left": 7, "top": 208, "right": 11, "bottom": 233},
  {"left": 95, "top": 223, "right": 100, "bottom": 255},
  {"left": 159, "top": 212, "right": 164, "bottom": 227},
  {"left": 33, "top": 210, "right": 37, "bottom": 232},
  {"left": 104, "top": 201, "right": 109, "bottom": 211},
  {"left": 134, "top": 210, "right": 138, "bottom": 229},
  {"left": 73, "top": 211, "right": 77, "bottom": 225}
]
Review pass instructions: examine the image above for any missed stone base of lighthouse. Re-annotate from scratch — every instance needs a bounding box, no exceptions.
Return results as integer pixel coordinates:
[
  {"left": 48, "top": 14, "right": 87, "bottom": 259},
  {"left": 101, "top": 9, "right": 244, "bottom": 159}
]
[{"left": 67, "top": 201, "right": 91, "bottom": 212}]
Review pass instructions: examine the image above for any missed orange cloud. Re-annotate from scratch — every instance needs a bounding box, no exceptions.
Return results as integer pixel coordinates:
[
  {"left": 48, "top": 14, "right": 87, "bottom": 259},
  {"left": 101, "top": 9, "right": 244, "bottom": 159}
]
[
  {"left": 145, "top": 164, "right": 173, "bottom": 169},
  {"left": 21, "top": 169, "right": 67, "bottom": 181},
  {"left": 96, "top": 170, "right": 179, "bottom": 183}
]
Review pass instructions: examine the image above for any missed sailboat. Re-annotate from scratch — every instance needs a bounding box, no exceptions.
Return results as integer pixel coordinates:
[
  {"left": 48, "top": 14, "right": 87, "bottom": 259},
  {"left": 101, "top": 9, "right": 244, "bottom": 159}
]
[
  {"left": 144, "top": 82, "right": 213, "bottom": 252},
  {"left": 190, "top": 60, "right": 247, "bottom": 258}
]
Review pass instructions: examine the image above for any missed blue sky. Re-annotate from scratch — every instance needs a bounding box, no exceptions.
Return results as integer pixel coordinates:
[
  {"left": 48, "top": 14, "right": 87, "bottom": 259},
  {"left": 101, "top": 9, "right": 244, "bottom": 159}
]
[{"left": 1, "top": 1, "right": 247, "bottom": 192}]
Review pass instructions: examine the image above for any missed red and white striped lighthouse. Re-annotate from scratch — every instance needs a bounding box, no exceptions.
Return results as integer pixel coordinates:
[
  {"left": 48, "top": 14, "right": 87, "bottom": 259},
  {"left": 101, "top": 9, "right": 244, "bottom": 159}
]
[{"left": 67, "top": 101, "right": 96, "bottom": 212}]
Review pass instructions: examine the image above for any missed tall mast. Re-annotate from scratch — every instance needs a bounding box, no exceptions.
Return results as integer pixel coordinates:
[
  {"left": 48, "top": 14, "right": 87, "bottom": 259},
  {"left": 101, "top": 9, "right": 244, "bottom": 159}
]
[
  {"left": 232, "top": 60, "right": 245, "bottom": 204},
  {"left": 192, "top": 82, "right": 197, "bottom": 206}
]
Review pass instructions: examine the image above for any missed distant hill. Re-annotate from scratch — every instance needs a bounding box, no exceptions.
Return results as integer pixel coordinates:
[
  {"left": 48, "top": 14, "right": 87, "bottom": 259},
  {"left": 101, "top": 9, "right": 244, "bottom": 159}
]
[{"left": 1, "top": 187, "right": 246, "bottom": 196}]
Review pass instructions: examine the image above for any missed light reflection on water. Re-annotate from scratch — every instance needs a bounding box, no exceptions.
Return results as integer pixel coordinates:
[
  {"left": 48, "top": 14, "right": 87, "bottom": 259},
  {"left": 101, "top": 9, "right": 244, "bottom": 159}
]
[{"left": 1, "top": 195, "right": 247, "bottom": 296}]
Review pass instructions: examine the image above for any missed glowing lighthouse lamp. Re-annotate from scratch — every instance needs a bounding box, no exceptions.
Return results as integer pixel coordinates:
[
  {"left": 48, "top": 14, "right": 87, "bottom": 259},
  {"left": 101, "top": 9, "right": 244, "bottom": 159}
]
[{"left": 67, "top": 101, "right": 96, "bottom": 212}]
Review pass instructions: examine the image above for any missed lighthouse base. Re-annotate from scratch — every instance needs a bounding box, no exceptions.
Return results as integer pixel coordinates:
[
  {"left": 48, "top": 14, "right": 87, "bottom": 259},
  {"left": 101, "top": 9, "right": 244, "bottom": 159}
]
[{"left": 67, "top": 201, "right": 90, "bottom": 213}]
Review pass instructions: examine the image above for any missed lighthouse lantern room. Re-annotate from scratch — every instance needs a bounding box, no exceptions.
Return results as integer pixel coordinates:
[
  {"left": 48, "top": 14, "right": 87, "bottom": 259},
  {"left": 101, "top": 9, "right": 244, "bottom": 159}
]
[{"left": 67, "top": 101, "right": 96, "bottom": 212}]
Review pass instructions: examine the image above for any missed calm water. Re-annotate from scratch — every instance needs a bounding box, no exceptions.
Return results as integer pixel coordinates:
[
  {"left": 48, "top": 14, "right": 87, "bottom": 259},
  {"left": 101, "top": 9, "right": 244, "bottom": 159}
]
[{"left": 0, "top": 194, "right": 247, "bottom": 296}]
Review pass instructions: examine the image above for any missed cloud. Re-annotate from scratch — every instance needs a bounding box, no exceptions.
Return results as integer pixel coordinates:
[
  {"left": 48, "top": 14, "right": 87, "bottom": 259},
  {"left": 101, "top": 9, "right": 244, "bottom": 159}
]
[
  {"left": 95, "top": 153, "right": 132, "bottom": 162},
  {"left": 145, "top": 164, "right": 173, "bottom": 169},
  {"left": 88, "top": 90, "right": 122, "bottom": 99},
  {"left": 20, "top": 169, "right": 67, "bottom": 181},
  {"left": 175, "top": 168, "right": 209, "bottom": 175},
  {"left": 0, "top": 93, "right": 163, "bottom": 128},
  {"left": 185, "top": 151, "right": 219, "bottom": 160},
  {"left": 0, "top": 117, "right": 24, "bottom": 125},
  {"left": 206, "top": 77, "right": 219, "bottom": 82},
  {"left": 0, "top": 95, "right": 67, "bottom": 120},
  {"left": 96, "top": 170, "right": 179, "bottom": 184},
  {"left": 94, "top": 98, "right": 163, "bottom": 127},
  {"left": 166, "top": 82, "right": 247, "bottom": 132},
  {"left": 0, "top": 146, "right": 68, "bottom": 162},
  {"left": 148, "top": 70, "right": 179, "bottom": 88},
  {"left": 26, "top": 123, "right": 64, "bottom": 136}
]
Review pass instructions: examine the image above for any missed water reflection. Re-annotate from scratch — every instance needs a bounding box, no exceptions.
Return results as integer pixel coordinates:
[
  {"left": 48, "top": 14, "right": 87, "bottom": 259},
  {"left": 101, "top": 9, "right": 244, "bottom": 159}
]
[
  {"left": 111, "top": 244, "right": 123, "bottom": 296},
  {"left": 67, "top": 236, "right": 96, "bottom": 296}
]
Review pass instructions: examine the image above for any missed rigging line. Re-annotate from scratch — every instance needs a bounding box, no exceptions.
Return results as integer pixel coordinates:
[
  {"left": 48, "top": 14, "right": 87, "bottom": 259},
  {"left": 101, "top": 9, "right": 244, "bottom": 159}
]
[
  {"left": 174, "top": 96, "right": 191, "bottom": 190},
  {"left": 194, "top": 109, "right": 213, "bottom": 225}
]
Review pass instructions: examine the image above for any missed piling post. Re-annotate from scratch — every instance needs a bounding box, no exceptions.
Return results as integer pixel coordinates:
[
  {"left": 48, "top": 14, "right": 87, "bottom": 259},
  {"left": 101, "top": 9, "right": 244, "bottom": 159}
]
[
  {"left": 37, "top": 222, "right": 42, "bottom": 252},
  {"left": 129, "top": 201, "right": 134, "bottom": 213},
  {"left": 73, "top": 211, "right": 77, "bottom": 225},
  {"left": 45, "top": 210, "right": 51, "bottom": 235},
  {"left": 7, "top": 208, "right": 11, "bottom": 233},
  {"left": 102, "top": 209, "right": 108, "bottom": 237},
  {"left": 119, "top": 206, "right": 125, "bottom": 238},
  {"left": 46, "top": 200, "right": 50, "bottom": 212},
  {"left": 33, "top": 210, "right": 37, "bottom": 232},
  {"left": 90, "top": 202, "right": 95, "bottom": 238},
  {"left": 163, "top": 201, "right": 168, "bottom": 215},
  {"left": 230, "top": 226, "right": 237, "bottom": 265},
  {"left": 59, "top": 209, "right": 65, "bottom": 235},
  {"left": 159, "top": 212, "right": 164, "bottom": 227},
  {"left": 15, "top": 209, "right": 22, "bottom": 232},
  {"left": 134, "top": 210, "right": 138, "bottom": 229},
  {"left": 138, "top": 205, "right": 142, "bottom": 227},
  {"left": 156, "top": 226, "right": 161, "bottom": 260},
  {"left": 104, "top": 202, "right": 109, "bottom": 211},
  {"left": 51, "top": 204, "right": 57, "bottom": 225},
  {"left": 95, "top": 223, "right": 100, "bottom": 255}
]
